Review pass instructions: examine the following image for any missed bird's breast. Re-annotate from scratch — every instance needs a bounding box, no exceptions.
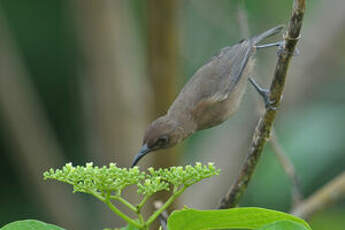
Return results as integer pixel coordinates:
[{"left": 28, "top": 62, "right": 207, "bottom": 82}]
[
  {"left": 192, "top": 57, "right": 254, "bottom": 130},
  {"left": 192, "top": 77, "right": 248, "bottom": 130}
]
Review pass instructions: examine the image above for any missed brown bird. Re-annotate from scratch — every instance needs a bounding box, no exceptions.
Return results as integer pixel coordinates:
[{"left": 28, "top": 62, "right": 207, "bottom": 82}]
[{"left": 132, "top": 25, "right": 284, "bottom": 167}]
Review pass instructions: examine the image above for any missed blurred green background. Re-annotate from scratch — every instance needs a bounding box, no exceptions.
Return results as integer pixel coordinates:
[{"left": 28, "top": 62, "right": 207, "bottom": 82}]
[{"left": 0, "top": 0, "right": 344, "bottom": 229}]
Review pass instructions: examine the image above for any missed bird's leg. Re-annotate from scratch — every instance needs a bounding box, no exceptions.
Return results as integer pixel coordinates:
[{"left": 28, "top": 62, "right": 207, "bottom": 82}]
[
  {"left": 255, "top": 40, "right": 300, "bottom": 56},
  {"left": 254, "top": 41, "right": 283, "bottom": 49},
  {"left": 249, "top": 77, "right": 277, "bottom": 110}
]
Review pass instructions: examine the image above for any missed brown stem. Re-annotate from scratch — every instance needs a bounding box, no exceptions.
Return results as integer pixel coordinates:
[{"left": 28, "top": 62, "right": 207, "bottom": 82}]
[
  {"left": 291, "top": 171, "right": 345, "bottom": 219},
  {"left": 270, "top": 129, "right": 303, "bottom": 207},
  {"left": 218, "top": 0, "right": 306, "bottom": 209}
]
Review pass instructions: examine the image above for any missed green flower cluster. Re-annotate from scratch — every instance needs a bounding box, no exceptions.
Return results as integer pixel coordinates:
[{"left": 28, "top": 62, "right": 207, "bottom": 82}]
[
  {"left": 43, "top": 162, "right": 219, "bottom": 197},
  {"left": 44, "top": 162, "right": 144, "bottom": 196},
  {"left": 43, "top": 162, "right": 220, "bottom": 229},
  {"left": 146, "top": 163, "right": 219, "bottom": 192}
]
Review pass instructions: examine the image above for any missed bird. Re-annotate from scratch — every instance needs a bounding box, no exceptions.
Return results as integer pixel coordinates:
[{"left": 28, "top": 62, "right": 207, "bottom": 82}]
[{"left": 132, "top": 25, "right": 284, "bottom": 167}]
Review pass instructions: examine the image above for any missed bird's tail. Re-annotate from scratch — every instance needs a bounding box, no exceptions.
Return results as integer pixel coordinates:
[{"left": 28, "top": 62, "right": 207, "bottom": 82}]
[{"left": 251, "top": 25, "right": 284, "bottom": 45}]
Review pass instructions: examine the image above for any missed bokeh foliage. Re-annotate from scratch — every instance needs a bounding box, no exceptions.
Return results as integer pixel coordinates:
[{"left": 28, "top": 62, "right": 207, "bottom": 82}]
[{"left": 0, "top": 0, "right": 344, "bottom": 229}]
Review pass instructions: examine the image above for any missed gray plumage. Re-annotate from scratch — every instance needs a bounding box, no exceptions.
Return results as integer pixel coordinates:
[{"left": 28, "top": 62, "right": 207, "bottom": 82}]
[{"left": 132, "top": 25, "right": 283, "bottom": 167}]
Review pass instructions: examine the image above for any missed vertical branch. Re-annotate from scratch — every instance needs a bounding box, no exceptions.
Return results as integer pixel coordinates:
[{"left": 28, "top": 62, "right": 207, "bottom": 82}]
[
  {"left": 218, "top": 0, "right": 306, "bottom": 209},
  {"left": 237, "top": 0, "right": 303, "bottom": 206}
]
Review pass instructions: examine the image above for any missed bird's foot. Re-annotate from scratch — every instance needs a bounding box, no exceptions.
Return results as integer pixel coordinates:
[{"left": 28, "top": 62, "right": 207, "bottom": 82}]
[{"left": 249, "top": 78, "right": 277, "bottom": 111}]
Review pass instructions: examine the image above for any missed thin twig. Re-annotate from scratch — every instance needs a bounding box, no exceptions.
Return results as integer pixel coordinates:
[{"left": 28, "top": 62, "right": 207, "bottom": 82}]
[
  {"left": 270, "top": 129, "right": 303, "bottom": 207},
  {"left": 291, "top": 171, "right": 345, "bottom": 219},
  {"left": 218, "top": 0, "right": 306, "bottom": 209}
]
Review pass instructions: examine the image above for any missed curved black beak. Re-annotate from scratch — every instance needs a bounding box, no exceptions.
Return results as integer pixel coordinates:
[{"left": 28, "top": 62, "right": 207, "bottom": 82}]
[{"left": 131, "top": 144, "right": 152, "bottom": 167}]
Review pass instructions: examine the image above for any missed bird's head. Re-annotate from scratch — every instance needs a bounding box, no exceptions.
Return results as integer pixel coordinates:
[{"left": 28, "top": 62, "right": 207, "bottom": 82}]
[{"left": 131, "top": 116, "right": 184, "bottom": 167}]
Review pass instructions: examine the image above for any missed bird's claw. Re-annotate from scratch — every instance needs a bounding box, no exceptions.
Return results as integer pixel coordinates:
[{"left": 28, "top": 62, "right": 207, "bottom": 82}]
[
  {"left": 258, "top": 88, "right": 277, "bottom": 111},
  {"left": 264, "top": 97, "right": 278, "bottom": 111},
  {"left": 249, "top": 77, "right": 278, "bottom": 111}
]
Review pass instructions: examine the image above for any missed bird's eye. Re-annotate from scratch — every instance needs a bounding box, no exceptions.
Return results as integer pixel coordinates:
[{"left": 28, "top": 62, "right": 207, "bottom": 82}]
[{"left": 156, "top": 136, "right": 169, "bottom": 146}]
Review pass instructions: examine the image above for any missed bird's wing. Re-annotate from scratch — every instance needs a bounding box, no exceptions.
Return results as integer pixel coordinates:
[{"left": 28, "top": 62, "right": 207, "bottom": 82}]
[
  {"left": 215, "top": 40, "right": 254, "bottom": 99},
  {"left": 168, "top": 40, "right": 254, "bottom": 128},
  {"left": 189, "top": 40, "right": 254, "bottom": 107},
  {"left": 174, "top": 41, "right": 254, "bottom": 129}
]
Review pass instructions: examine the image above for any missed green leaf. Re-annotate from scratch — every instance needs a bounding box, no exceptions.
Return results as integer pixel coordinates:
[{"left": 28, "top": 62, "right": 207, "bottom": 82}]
[
  {"left": 167, "top": 207, "right": 311, "bottom": 230},
  {"left": 0, "top": 219, "right": 65, "bottom": 230},
  {"left": 257, "top": 220, "right": 308, "bottom": 230}
]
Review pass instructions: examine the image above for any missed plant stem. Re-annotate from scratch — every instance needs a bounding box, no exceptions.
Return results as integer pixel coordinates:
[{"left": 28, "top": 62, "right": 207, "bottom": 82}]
[
  {"left": 110, "top": 195, "right": 138, "bottom": 213},
  {"left": 92, "top": 191, "right": 142, "bottom": 228},
  {"left": 137, "top": 213, "right": 145, "bottom": 226},
  {"left": 146, "top": 186, "right": 187, "bottom": 227},
  {"left": 133, "top": 195, "right": 151, "bottom": 228},
  {"left": 137, "top": 195, "right": 150, "bottom": 211},
  {"left": 104, "top": 198, "right": 142, "bottom": 228}
]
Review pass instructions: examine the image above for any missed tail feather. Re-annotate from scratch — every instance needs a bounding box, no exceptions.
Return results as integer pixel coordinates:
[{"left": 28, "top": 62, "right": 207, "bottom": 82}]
[{"left": 251, "top": 25, "right": 284, "bottom": 45}]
